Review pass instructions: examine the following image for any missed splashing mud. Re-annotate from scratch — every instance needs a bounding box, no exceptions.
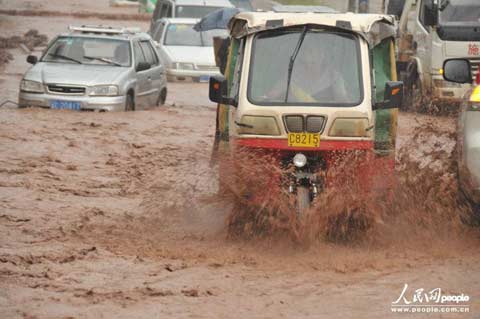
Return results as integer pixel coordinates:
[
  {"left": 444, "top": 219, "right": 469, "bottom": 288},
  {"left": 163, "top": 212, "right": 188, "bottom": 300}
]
[{"left": 220, "top": 119, "right": 478, "bottom": 247}]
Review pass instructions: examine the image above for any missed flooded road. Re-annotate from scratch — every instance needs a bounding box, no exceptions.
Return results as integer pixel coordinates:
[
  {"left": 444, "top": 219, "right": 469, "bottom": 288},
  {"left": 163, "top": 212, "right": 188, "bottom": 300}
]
[{"left": 0, "top": 1, "right": 479, "bottom": 318}]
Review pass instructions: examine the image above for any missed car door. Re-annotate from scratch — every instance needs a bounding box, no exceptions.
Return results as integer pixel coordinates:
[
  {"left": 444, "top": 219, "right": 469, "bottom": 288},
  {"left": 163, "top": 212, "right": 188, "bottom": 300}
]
[
  {"left": 133, "top": 40, "right": 150, "bottom": 109},
  {"left": 140, "top": 40, "right": 164, "bottom": 106}
]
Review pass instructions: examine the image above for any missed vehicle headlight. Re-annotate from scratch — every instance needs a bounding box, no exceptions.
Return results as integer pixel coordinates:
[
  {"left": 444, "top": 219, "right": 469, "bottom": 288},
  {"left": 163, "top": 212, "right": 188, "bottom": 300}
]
[
  {"left": 173, "top": 62, "right": 194, "bottom": 70},
  {"left": 237, "top": 115, "right": 280, "bottom": 136},
  {"left": 20, "top": 79, "right": 44, "bottom": 93},
  {"left": 293, "top": 153, "right": 307, "bottom": 168},
  {"left": 89, "top": 85, "right": 119, "bottom": 96},
  {"left": 329, "top": 118, "right": 370, "bottom": 137}
]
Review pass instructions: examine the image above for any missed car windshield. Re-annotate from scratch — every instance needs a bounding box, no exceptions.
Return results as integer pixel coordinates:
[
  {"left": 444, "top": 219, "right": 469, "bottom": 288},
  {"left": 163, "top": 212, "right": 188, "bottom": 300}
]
[
  {"left": 439, "top": 0, "right": 480, "bottom": 25},
  {"left": 248, "top": 29, "right": 363, "bottom": 106},
  {"left": 175, "top": 5, "right": 223, "bottom": 18},
  {"left": 164, "top": 23, "right": 228, "bottom": 46},
  {"left": 42, "top": 36, "right": 131, "bottom": 66}
]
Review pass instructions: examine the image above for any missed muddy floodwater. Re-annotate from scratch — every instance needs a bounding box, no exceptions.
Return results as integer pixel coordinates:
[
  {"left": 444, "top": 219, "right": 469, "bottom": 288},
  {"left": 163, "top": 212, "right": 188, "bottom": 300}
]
[{"left": 1, "top": 1, "right": 480, "bottom": 318}]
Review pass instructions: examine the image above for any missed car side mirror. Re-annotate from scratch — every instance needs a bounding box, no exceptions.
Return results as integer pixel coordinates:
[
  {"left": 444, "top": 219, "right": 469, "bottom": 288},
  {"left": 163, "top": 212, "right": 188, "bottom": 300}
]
[
  {"left": 209, "top": 75, "right": 236, "bottom": 107},
  {"left": 27, "top": 55, "right": 38, "bottom": 65},
  {"left": 443, "top": 59, "right": 472, "bottom": 84},
  {"left": 374, "top": 81, "right": 404, "bottom": 110},
  {"left": 424, "top": 0, "right": 438, "bottom": 26},
  {"left": 136, "top": 62, "right": 151, "bottom": 72}
]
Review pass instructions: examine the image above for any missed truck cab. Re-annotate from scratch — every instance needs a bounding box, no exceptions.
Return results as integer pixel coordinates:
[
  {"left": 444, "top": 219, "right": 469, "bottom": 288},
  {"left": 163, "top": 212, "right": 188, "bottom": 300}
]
[{"left": 397, "top": 0, "right": 480, "bottom": 109}]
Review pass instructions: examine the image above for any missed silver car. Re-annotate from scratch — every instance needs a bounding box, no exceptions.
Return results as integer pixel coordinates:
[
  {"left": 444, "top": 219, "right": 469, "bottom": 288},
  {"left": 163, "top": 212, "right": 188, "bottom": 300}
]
[
  {"left": 152, "top": 18, "right": 228, "bottom": 82},
  {"left": 19, "top": 25, "right": 168, "bottom": 112},
  {"left": 443, "top": 58, "right": 480, "bottom": 221}
]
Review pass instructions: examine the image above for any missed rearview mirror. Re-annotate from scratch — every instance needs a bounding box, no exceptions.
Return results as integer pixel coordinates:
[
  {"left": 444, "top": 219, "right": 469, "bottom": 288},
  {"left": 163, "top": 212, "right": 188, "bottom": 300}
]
[
  {"left": 424, "top": 0, "right": 438, "bottom": 26},
  {"left": 213, "top": 37, "right": 230, "bottom": 75},
  {"left": 136, "top": 62, "right": 151, "bottom": 72},
  {"left": 443, "top": 59, "right": 472, "bottom": 84},
  {"left": 209, "top": 75, "right": 236, "bottom": 106},
  {"left": 374, "top": 81, "right": 404, "bottom": 110},
  {"left": 27, "top": 55, "right": 38, "bottom": 65}
]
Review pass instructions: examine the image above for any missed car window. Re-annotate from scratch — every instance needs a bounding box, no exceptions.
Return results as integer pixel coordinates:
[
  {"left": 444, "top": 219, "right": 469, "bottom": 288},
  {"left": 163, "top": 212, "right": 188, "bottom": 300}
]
[
  {"left": 175, "top": 6, "right": 223, "bottom": 18},
  {"left": 42, "top": 36, "right": 131, "bottom": 67},
  {"left": 160, "top": 3, "right": 169, "bottom": 17},
  {"left": 140, "top": 41, "right": 159, "bottom": 66},
  {"left": 133, "top": 41, "right": 146, "bottom": 68},
  {"left": 166, "top": 3, "right": 173, "bottom": 17},
  {"left": 164, "top": 23, "right": 228, "bottom": 46}
]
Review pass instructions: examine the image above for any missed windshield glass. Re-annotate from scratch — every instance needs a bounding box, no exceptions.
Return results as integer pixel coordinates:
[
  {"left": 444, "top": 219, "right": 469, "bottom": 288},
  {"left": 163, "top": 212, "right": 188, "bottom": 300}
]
[
  {"left": 164, "top": 24, "right": 228, "bottom": 46},
  {"left": 42, "top": 36, "right": 131, "bottom": 66},
  {"left": 248, "top": 29, "right": 363, "bottom": 106},
  {"left": 439, "top": 0, "right": 480, "bottom": 25},
  {"left": 175, "top": 6, "right": 222, "bottom": 18}
]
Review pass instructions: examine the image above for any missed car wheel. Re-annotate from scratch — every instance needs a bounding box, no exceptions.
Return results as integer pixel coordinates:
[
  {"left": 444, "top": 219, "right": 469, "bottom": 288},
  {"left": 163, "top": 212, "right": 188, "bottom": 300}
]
[
  {"left": 125, "top": 94, "right": 135, "bottom": 112},
  {"left": 156, "top": 89, "right": 167, "bottom": 106}
]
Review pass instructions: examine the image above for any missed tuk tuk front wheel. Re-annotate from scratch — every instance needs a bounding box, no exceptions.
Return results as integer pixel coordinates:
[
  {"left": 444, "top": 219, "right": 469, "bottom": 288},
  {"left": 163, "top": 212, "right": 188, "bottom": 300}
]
[{"left": 297, "top": 186, "right": 311, "bottom": 216}]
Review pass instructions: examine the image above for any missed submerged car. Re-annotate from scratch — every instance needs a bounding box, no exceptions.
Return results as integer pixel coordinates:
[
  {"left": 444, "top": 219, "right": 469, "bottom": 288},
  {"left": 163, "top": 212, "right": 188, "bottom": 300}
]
[
  {"left": 19, "top": 25, "right": 167, "bottom": 112},
  {"left": 152, "top": 18, "right": 228, "bottom": 81},
  {"left": 442, "top": 58, "right": 480, "bottom": 220},
  {"left": 209, "top": 11, "right": 403, "bottom": 214}
]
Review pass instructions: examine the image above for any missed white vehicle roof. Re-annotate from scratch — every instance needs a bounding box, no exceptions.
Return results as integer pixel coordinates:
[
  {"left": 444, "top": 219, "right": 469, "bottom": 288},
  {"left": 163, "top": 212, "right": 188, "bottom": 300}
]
[
  {"left": 229, "top": 12, "right": 396, "bottom": 45},
  {"left": 174, "top": 0, "right": 234, "bottom": 7}
]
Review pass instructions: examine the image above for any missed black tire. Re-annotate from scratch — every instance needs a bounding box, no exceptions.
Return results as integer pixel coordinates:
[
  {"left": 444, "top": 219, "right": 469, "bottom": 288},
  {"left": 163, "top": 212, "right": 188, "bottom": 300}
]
[
  {"left": 156, "top": 89, "right": 167, "bottom": 106},
  {"left": 125, "top": 94, "right": 135, "bottom": 112},
  {"left": 403, "top": 69, "right": 423, "bottom": 112},
  {"left": 297, "top": 186, "right": 311, "bottom": 216},
  {"left": 386, "top": 0, "right": 406, "bottom": 17}
]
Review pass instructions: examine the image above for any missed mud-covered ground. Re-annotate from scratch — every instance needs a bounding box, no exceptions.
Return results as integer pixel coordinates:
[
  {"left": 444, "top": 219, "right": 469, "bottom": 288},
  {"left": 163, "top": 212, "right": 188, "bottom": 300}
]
[{"left": 1, "top": 1, "right": 480, "bottom": 318}]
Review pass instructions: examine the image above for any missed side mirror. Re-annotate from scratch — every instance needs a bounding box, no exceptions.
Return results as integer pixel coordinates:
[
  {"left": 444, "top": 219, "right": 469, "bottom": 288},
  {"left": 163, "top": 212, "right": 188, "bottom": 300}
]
[
  {"left": 424, "top": 0, "right": 438, "bottom": 26},
  {"left": 27, "top": 55, "right": 38, "bottom": 65},
  {"left": 136, "top": 61, "right": 151, "bottom": 72},
  {"left": 209, "top": 75, "right": 236, "bottom": 106},
  {"left": 374, "top": 81, "right": 404, "bottom": 110},
  {"left": 443, "top": 59, "right": 472, "bottom": 84}
]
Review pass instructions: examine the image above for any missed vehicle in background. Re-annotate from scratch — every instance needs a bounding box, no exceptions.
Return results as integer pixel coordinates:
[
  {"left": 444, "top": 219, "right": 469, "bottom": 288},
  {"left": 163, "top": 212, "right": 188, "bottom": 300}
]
[
  {"left": 152, "top": 18, "right": 228, "bottom": 82},
  {"left": 110, "top": 0, "right": 140, "bottom": 8},
  {"left": 392, "top": 0, "right": 480, "bottom": 110},
  {"left": 149, "top": 0, "right": 234, "bottom": 33},
  {"left": 442, "top": 58, "right": 480, "bottom": 222},
  {"left": 19, "top": 25, "right": 167, "bottom": 112},
  {"left": 229, "top": 0, "right": 253, "bottom": 11},
  {"left": 209, "top": 11, "right": 403, "bottom": 215},
  {"left": 138, "top": 0, "right": 157, "bottom": 13}
]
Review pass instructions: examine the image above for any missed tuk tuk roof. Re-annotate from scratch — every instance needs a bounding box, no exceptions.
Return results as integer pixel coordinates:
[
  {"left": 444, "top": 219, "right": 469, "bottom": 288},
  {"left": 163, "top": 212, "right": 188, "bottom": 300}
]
[{"left": 228, "top": 11, "right": 396, "bottom": 46}]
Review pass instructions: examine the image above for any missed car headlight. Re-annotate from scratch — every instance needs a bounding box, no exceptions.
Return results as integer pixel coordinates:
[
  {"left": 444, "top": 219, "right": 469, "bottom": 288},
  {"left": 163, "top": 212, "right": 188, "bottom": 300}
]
[
  {"left": 329, "top": 118, "right": 370, "bottom": 137},
  {"left": 173, "top": 62, "right": 194, "bottom": 70},
  {"left": 20, "top": 79, "right": 44, "bottom": 93},
  {"left": 89, "top": 85, "right": 119, "bottom": 96},
  {"left": 237, "top": 115, "right": 280, "bottom": 136},
  {"left": 293, "top": 153, "right": 307, "bottom": 168}
]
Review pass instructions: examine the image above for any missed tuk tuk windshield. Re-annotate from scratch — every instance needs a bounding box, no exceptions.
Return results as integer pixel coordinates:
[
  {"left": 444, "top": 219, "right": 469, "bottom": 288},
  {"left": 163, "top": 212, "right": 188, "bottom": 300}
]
[{"left": 248, "top": 29, "right": 363, "bottom": 106}]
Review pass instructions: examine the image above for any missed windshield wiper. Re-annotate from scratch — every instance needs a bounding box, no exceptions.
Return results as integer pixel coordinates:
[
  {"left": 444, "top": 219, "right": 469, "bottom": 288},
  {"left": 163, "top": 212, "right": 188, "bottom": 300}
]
[
  {"left": 439, "top": 0, "right": 450, "bottom": 11},
  {"left": 84, "top": 56, "right": 122, "bottom": 66},
  {"left": 47, "top": 53, "right": 82, "bottom": 64},
  {"left": 285, "top": 25, "right": 309, "bottom": 103}
]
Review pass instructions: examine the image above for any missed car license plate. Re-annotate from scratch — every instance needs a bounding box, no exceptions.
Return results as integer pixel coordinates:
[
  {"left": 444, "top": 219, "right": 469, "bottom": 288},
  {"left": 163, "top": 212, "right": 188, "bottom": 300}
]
[
  {"left": 50, "top": 100, "right": 81, "bottom": 110},
  {"left": 199, "top": 75, "right": 210, "bottom": 82},
  {"left": 288, "top": 133, "right": 320, "bottom": 148}
]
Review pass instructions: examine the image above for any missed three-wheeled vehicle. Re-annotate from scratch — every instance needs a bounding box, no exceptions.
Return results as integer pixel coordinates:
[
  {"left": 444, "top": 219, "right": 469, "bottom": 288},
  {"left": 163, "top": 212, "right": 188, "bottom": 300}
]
[{"left": 209, "top": 11, "right": 404, "bottom": 215}]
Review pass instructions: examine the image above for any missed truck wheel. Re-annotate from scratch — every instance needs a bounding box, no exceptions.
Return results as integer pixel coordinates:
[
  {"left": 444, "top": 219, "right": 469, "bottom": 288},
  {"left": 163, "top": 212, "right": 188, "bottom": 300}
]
[
  {"left": 404, "top": 72, "right": 423, "bottom": 112},
  {"left": 386, "top": 0, "right": 406, "bottom": 17},
  {"left": 297, "top": 186, "right": 311, "bottom": 216}
]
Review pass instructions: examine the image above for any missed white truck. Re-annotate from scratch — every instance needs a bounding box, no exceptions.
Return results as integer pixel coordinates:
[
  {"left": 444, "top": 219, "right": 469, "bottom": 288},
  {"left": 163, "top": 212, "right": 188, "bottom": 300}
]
[{"left": 387, "top": 0, "right": 480, "bottom": 110}]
